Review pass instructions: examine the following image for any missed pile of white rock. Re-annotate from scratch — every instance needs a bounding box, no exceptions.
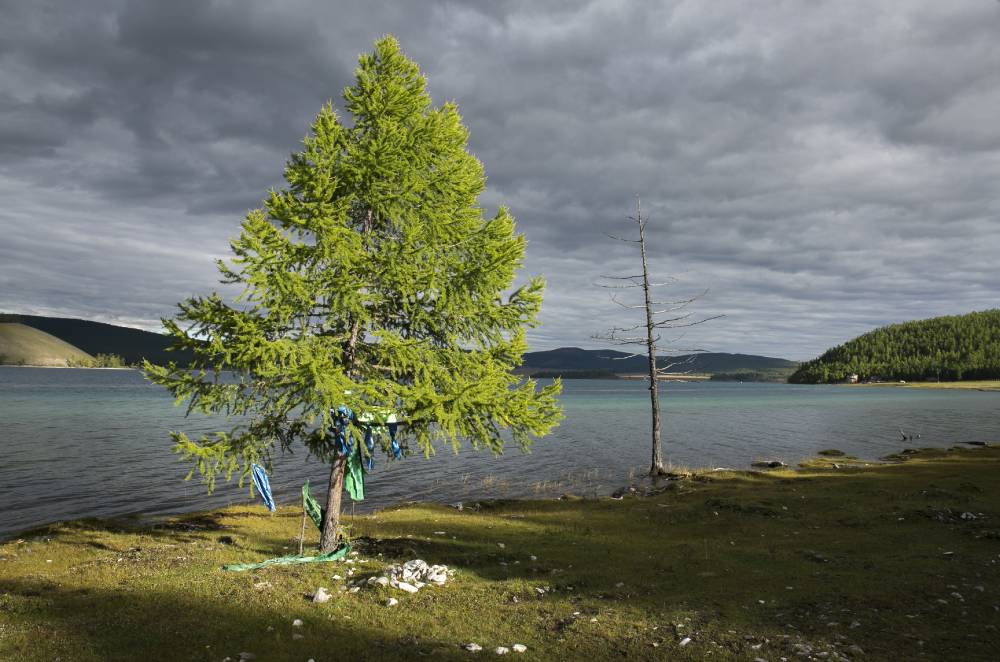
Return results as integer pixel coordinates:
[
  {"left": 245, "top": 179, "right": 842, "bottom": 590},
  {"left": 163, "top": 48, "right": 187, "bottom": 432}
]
[
  {"left": 355, "top": 559, "right": 453, "bottom": 594},
  {"left": 387, "top": 559, "right": 451, "bottom": 592}
]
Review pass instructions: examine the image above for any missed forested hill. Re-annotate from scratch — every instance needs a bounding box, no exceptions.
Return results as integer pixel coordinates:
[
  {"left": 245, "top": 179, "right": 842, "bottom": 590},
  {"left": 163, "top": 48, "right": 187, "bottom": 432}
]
[
  {"left": 788, "top": 310, "right": 1000, "bottom": 383},
  {"left": 0, "top": 314, "right": 192, "bottom": 366}
]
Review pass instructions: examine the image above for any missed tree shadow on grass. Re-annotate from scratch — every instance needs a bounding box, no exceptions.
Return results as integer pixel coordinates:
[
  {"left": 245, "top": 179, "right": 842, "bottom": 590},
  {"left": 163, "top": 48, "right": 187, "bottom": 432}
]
[
  {"left": 7, "top": 447, "right": 998, "bottom": 661},
  {"left": 0, "top": 576, "right": 469, "bottom": 662}
]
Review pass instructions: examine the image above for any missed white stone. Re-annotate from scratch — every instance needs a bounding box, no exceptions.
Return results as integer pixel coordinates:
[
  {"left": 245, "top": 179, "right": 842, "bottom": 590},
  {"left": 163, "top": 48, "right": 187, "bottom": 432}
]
[
  {"left": 312, "top": 587, "right": 331, "bottom": 603},
  {"left": 292, "top": 619, "right": 303, "bottom": 628},
  {"left": 495, "top": 646, "right": 510, "bottom": 655},
  {"left": 292, "top": 633, "right": 304, "bottom": 641},
  {"left": 529, "top": 555, "right": 537, "bottom": 561},
  {"left": 464, "top": 643, "right": 482, "bottom": 652},
  {"left": 386, "top": 597, "right": 399, "bottom": 607},
  {"left": 679, "top": 637, "right": 692, "bottom": 647},
  {"left": 497, "top": 543, "right": 506, "bottom": 549},
  {"left": 512, "top": 644, "right": 527, "bottom": 653},
  {"left": 396, "top": 581, "right": 419, "bottom": 593}
]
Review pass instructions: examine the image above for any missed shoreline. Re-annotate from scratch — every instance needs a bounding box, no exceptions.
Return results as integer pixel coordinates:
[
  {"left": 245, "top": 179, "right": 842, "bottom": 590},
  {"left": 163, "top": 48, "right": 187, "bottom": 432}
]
[
  {"left": 4, "top": 440, "right": 993, "bottom": 544},
  {"left": 2, "top": 443, "right": 998, "bottom": 660},
  {"left": 848, "top": 380, "right": 1000, "bottom": 391}
]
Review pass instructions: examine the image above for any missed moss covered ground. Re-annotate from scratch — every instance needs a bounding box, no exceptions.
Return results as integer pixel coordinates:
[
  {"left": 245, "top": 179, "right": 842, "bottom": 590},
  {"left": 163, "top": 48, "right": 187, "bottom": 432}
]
[{"left": 2, "top": 446, "right": 999, "bottom": 661}]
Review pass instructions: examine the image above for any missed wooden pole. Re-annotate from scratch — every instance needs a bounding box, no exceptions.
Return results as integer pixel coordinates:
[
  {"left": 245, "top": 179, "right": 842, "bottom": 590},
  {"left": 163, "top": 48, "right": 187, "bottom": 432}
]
[{"left": 298, "top": 506, "right": 307, "bottom": 556}]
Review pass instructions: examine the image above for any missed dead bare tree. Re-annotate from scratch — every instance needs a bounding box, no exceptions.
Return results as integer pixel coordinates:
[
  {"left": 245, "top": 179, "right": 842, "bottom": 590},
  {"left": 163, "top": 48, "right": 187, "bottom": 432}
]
[{"left": 594, "top": 195, "right": 720, "bottom": 476}]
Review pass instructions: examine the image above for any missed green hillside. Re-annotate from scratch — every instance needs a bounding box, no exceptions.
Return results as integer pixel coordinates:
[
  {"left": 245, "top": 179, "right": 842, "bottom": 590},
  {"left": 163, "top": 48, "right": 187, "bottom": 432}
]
[
  {"left": 0, "top": 323, "right": 94, "bottom": 367},
  {"left": 789, "top": 309, "right": 1000, "bottom": 383},
  {"left": 0, "top": 314, "right": 193, "bottom": 365}
]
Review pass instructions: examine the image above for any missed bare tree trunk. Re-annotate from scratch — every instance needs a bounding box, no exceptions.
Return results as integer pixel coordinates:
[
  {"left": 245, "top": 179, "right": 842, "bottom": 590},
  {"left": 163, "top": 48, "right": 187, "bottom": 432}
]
[
  {"left": 319, "top": 454, "right": 347, "bottom": 552},
  {"left": 637, "top": 199, "right": 665, "bottom": 476},
  {"left": 596, "top": 198, "right": 718, "bottom": 478}
]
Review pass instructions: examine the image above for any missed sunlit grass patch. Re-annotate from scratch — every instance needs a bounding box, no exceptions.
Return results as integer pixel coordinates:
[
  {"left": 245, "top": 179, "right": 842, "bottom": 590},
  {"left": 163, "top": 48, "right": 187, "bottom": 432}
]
[{"left": 2, "top": 446, "right": 999, "bottom": 661}]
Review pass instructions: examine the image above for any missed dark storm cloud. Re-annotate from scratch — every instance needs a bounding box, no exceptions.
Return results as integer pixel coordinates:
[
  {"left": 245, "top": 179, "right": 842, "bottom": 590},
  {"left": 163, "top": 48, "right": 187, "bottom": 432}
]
[{"left": 1, "top": 1, "right": 998, "bottom": 360}]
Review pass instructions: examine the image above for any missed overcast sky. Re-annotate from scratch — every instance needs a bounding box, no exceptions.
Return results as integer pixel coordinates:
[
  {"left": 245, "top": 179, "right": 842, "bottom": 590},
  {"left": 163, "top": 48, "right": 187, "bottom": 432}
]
[{"left": 1, "top": 1, "right": 998, "bottom": 360}]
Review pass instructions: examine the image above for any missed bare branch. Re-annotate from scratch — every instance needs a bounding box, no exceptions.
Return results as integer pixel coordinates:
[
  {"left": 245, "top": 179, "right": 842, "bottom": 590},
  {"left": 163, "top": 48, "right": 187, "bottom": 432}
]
[
  {"left": 596, "top": 282, "right": 645, "bottom": 289},
  {"left": 610, "top": 294, "right": 646, "bottom": 309},
  {"left": 603, "top": 232, "right": 640, "bottom": 243},
  {"left": 612, "top": 352, "right": 645, "bottom": 360},
  {"left": 653, "top": 314, "right": 725, "bottom": 329}
]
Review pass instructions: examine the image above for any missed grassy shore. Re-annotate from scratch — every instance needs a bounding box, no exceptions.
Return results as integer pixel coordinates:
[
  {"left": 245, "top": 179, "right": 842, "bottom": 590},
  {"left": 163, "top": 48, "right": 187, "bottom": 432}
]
[
  {"left": 855, "top": 380, "right": 1000, "bottom": 391},
  {"left": 2, "top": 447, "right": 1000, "bottom": 661}
]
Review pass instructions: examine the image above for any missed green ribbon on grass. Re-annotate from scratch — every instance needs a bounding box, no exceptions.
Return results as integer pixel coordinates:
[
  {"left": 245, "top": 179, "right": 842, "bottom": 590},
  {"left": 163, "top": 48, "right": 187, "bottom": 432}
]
[{"left": 222, "top": 541, "right": 351, "bottom": 572}]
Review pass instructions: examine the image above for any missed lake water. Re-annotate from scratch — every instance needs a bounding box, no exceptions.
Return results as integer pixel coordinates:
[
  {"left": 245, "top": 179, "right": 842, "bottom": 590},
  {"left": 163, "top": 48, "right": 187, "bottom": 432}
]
[{"left": 1, "top": 367, "right": 998, "bottom": 538}]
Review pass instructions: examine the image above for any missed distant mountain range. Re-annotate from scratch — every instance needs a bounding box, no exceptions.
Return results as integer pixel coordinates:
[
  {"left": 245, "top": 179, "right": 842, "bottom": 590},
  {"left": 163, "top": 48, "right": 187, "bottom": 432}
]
[
  {"left": 1, "top": 313, "right": 797, "bottom": 377},
  {"left": 0, "top": 313, "right": 191, "bottom": 366},
  {"left": 520, "top": 347, "right": 797, "bottom": 377}
]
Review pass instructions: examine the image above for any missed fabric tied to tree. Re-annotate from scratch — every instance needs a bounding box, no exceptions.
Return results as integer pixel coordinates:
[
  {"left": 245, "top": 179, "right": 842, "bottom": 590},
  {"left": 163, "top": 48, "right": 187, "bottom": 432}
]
[
  {"left": 344, "top": 443, "right": 366, "bottom": 501},
  {"left": 330, "top": 405, "right": 403, "bottom": 502},
  {"left": 251, "top": 463, "right": 275, "bottom": 512},
  {"left": 302, "top": 480, "right": 324, "bottom": 531},
  {"left": 388, "top": 423, "right": 401, "bottom": 459},
  {"left": 363, "top": 429, "right": 376, "bottom": 471},
  {"left": 332, "top": 405, "right": 354, "bottom": 455}
]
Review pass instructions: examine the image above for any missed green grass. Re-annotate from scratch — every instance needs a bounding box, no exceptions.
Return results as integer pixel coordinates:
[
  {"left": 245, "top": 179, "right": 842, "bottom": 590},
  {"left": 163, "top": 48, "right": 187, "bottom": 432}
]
[{"left": 3, "top": 447, "right": 1000, "bottom": 661}]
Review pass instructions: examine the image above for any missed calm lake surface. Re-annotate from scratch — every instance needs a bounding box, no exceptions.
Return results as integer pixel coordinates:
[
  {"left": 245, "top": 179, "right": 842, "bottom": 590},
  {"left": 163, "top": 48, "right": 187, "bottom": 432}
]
[{"left": 2, "top": 367, "right": 998, "bottom": 538}]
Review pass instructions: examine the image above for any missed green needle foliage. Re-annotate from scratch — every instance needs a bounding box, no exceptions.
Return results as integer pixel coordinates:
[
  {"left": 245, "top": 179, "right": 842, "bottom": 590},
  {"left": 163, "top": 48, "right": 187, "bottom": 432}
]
[{"left": 144, "top": 36, "right": 562, "bottom": 550}]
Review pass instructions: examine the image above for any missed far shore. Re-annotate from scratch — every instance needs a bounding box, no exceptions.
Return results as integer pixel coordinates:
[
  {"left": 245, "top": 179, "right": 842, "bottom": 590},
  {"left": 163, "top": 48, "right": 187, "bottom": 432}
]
[
  {"left": 850, "top": 379, "right": 1000, "bottom": 391},
  {"left": 618, "top": 373, "right": 712, "bottom": 381}
]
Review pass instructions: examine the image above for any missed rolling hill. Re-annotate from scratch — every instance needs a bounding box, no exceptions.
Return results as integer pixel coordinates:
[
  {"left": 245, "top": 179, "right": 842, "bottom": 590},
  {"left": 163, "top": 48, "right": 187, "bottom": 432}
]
[
  {"left": 0, "top": 323, "right": 94, "bottom": 367},
  {"left": 1, "top": 313, "right": 798, "bottom": 376},
  {"left": 788, "top": 309, "right": 1000, "bottom": 383},
  {"left": 520, "top": 347, "right": 797, "bottom": 377},
  {"left": 0, "top": 314, "right": 193, "bottom": 366}
]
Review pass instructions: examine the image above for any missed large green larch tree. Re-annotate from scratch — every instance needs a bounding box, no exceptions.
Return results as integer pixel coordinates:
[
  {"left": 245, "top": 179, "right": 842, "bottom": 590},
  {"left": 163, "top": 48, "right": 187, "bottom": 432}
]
[{"left": 145, "top": 36, "right": 562, "bottom": 552}]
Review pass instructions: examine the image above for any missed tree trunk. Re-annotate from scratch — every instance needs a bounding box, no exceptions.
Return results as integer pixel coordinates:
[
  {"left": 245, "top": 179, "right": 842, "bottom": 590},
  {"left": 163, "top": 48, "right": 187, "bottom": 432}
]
[
  {"left": 319, "top": 454, "right": 347, "bottom": 552},
  {"left": 637, "top": 199, "right": 665, "bottom": 476},
  {"left": 318, "top": 207, "right": 370, "bottom": 554}
]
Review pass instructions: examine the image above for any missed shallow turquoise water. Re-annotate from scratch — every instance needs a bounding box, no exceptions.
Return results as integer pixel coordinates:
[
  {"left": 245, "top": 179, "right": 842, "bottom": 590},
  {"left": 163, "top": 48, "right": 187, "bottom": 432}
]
[{"left": 1, "top": 367, "right": 997, "bottom": 538}]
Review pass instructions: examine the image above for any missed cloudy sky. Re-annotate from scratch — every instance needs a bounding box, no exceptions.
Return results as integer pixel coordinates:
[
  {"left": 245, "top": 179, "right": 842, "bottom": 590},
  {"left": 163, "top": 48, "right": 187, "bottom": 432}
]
[{"left": 1, "top": 1, "right": 998, "bottom": 360}]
